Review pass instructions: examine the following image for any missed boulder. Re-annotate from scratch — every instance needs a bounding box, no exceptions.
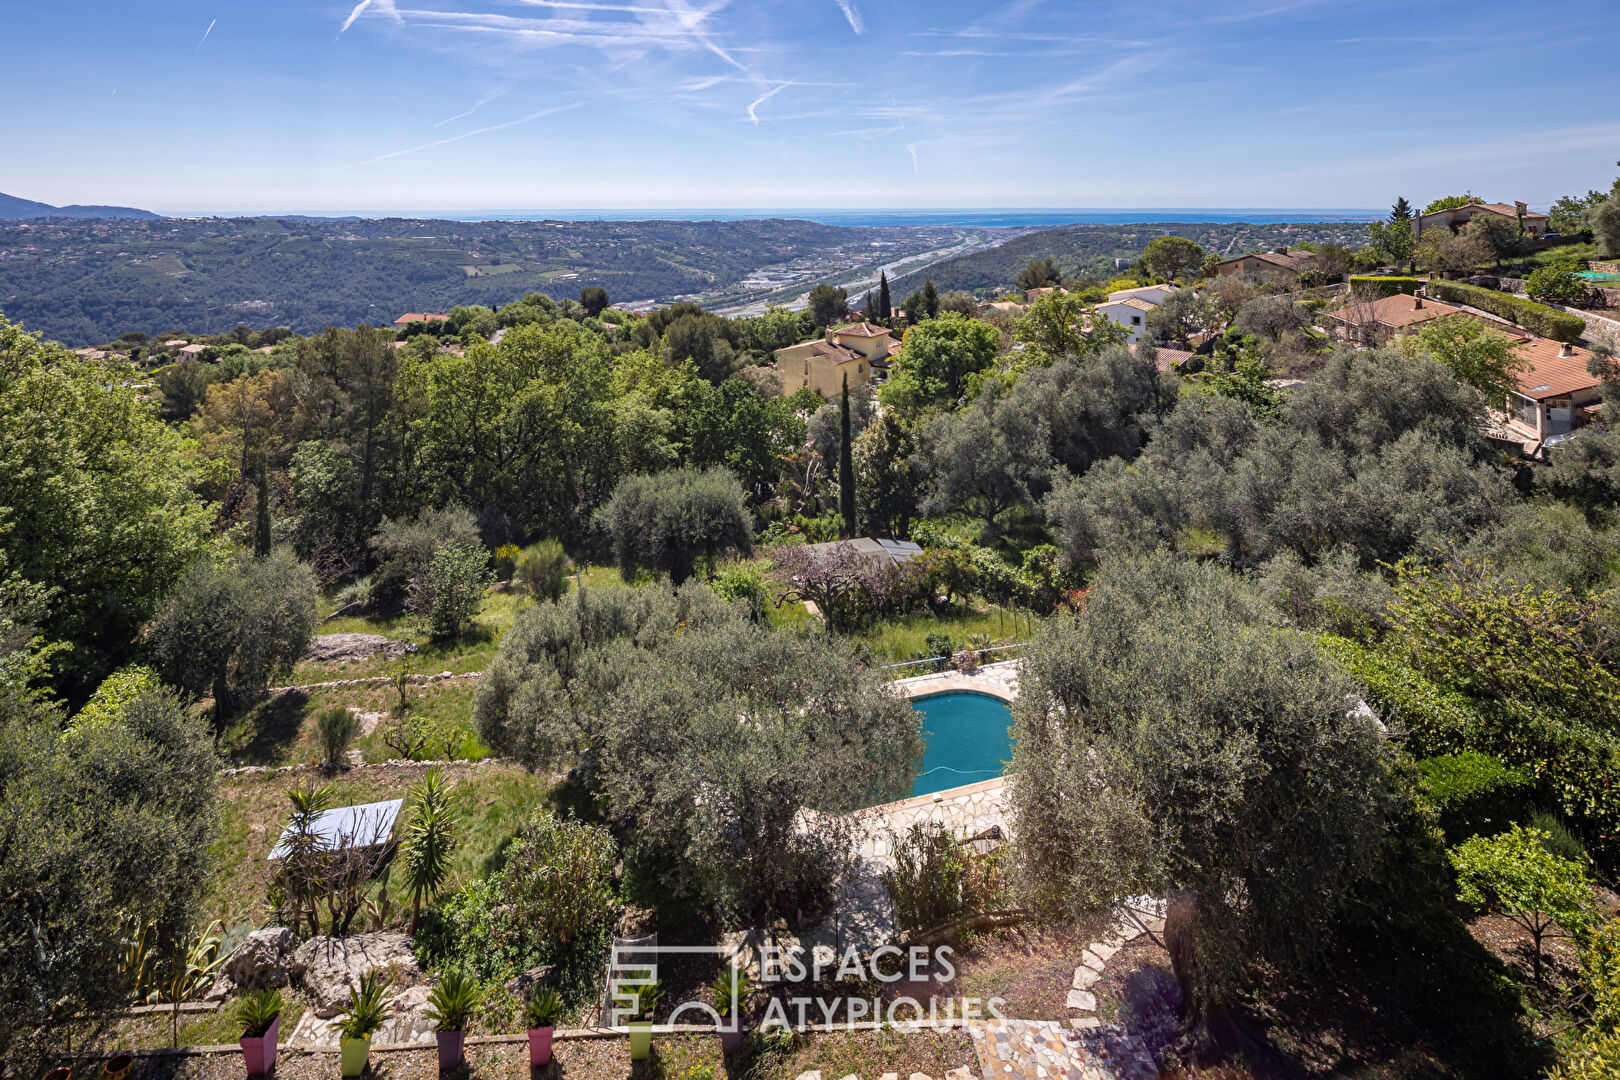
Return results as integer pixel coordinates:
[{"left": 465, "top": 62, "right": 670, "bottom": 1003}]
[
  {"left": 303, "top": 633, "right": 412, "bottom": 665},
  {"left": 294, "top": 932, "right": 420, "bottom": 1017},
  {"left": 224, "top": 927, "right": 303, "bottom": 992}
]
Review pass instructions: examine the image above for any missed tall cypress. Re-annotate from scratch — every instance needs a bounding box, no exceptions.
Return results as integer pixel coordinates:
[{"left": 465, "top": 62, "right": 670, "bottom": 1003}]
[
  {"left": 877, "top": 272, "right": 892, "bottom": 324},
  {"left": 254, "top": 462, "right": 272, "bottom": 557},
  {"left": 922, "top": 279, "right": 939, "bottom": 319},
  {"left": 838, "top": 373, "right": 856, "bottom": 538}
]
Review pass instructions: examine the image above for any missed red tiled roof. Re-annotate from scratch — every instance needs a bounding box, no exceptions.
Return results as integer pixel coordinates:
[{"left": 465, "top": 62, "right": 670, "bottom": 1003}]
[
  {"left": 835, "top": 321, "right": 892, "bottom": 338},
  {"left": 394, "top": 313, "right": 449, "bottom": 325},
  {"left": 1511, "top": 338, "right": 1601, "bottom": 400}
]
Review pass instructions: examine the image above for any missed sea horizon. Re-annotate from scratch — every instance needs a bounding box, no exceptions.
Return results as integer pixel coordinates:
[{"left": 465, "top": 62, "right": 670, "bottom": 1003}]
[{"left": 157, "top": 207, "right": 1385, "bottom": 228}]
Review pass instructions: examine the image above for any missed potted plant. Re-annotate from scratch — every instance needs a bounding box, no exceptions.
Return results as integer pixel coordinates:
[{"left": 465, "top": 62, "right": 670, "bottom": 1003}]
[
  {"left": 103, "top": 1054, "right": 135, "bottom": 1080},
  {"left": 234, "top": 988, "right": 284, "bottom": 1076},
  {"left": 336, "top": 971, "right": 390, "bottom": 1078},
  {"left": 424, "top": 970, "right": 480, "bottom": 1073},
  {"left": 711, "top": 967, "right": 751, "bottom": 1053},
  {"left": 625, "top": 980, "right": 663, "bottom": 1062},
  {"left": 525, "top": 988, "right": 563, "bottom": 1067}
]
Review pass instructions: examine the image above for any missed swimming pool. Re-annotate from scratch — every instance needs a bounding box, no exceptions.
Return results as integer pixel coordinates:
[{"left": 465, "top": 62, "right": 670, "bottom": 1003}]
[{"left": 909, "top": 692, "right": 1014, "bottom": 796}]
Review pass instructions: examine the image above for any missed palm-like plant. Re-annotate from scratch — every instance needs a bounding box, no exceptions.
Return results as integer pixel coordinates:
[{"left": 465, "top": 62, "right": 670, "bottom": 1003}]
[
  {"left": 403, "top": 769, "right": 458, "bottom": 929},
  {"left": 526, "top": 988, "right": 564, "bottom": 1029},
  {"left": 234, "top": 988, "right": 285, "bottom": 1038},
  {"left": 425, "top": 970, "right": 481, "bottom": 1033},
  {"left": 710, "top": 967, "right": 751, "bottom": 1020},
  {"left": 335, "top": 971, "right": 390, "bottom": 1042}
]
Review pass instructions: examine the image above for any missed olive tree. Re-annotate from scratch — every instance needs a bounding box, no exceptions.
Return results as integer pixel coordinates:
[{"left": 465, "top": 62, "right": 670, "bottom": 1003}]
[
  {"left": 0, "top": 684, "right": 218, "bottom": 1067},
  {"left": 1009, "top": 553, "right": 1392, "bottom": 1060},
  {"left": 595, "top": 465, "right": 753, "bottom": 585},
  {"left": 146, "top": 548, "right": 318, "bottom": 722}
]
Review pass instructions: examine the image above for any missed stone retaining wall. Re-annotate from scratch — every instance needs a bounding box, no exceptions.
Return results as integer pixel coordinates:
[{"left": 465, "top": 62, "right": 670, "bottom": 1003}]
[{"left": 268, "top": 670, "right": 481, "bottom": 695}]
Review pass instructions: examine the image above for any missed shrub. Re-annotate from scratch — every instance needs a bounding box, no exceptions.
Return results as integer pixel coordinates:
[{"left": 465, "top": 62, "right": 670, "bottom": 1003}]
[
  {"left": 1529, "top": 809, "right": 1589, "bottom": 865},
  {"left": 69, "top": 664, "right": 166, "bottom": 730},
  {"left": 708, "top": 559, "right": 769, "bottom": 620},
  {"left": 1426, "top": 279, "right": 1587, "bottom": 342},
  {"left": 316, "top": 706, "right": 360, "bottom": 767},
  {"left": 492, "top": 543, "right": 522, "bottom": 582},
  {"left": 882, "top": 822, "right": 971, "bottom": 936},
  {"left": 514, "top": 540, "right": 571, "bottom": 602},
  {"left": 1450, "top": 824, "right": 1595, "bottom": 984},
  {"left": 596, "top": 466, "right": 754, "bottom": 585},
  {"left": 1417, "top": 752, "right": 1535, "bottom": 844},
  {"left": 234, "top": 988, "right": 284, "bottom": 1038},
  {"left": 408, "top": 543, "right": 493, "bottom": 640},
  {"left": 425, "top": 969, "right": 480, "bottom": 1031},
  {"left": 1348, "top": 275, "right": 1421, "bottom": 297},
  {"left": 1527, "top": 267, "right": 1591, "bottom": 304},
  {"left": 335, "top": 971, "right": 389, "bottom": 1041},
  {"left": 525, "top": 988, "right": 564, "bottom": 1028}
]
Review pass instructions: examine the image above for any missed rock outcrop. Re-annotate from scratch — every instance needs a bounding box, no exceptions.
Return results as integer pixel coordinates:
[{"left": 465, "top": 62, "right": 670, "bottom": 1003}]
[{"left": 294, "top": 932, "right": 421, "bottom": 1016}]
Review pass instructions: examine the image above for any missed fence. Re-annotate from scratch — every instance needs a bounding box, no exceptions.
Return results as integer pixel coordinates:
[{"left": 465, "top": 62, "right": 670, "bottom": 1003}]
[{"left": 880, "top": 641, "right": 1033, "bottom": 679}]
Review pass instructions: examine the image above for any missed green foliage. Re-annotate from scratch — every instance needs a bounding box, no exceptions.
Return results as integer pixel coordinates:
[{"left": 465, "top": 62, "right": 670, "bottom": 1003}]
[
  {"left": 1016, "top": 258, "right": 1062, "bottom": 291},
  {"left": 409, "top": 543, "right": 494, "bottom": 640},
  {"left": 1424, "top": 195, "right": 1477, "bottom": 214},
  {"left": 514, "top": 540, "right": 572, "bottom": 602},
  {"left": 1400, "top": 312, "right": 1527, "bottom": 401},
  {"left": 1589, "top": 196, "right": 1620, "bottom": 257},
  {"left": 145, "top": 547, "right": 318, "bottom": 722},
  {"left": 402, "top": 769, "right": 459, "bottom": 929},
  {"left": 317, "top": 705, "right": 361, "bottom": 767},
  {"left": 882, "top": 313, "right": 1000, "bottom": 410},
  {"left": 0, "top": 314, "right": 212, "bottom": 699},
  {"left": 1450, "top": 824, "right": 1595, "bottom": 982},
  {"left": 526, "top": 988, "right": 564, "bottom": 1028},
  {"left": 1347, "top": 275, "right": 1421, "bottom": 297},
  {"left": 1416, "top": 752, "right": 1535, "bottom": 845},
  {"left": 1425, "top": 279, "right": 1586, "bottom": 343},
  {"left": 234, "top": 988, "right": 285, "bottom": 1038},
  {"left": 1530, "top": 809, "right": 1589, "bottom": 865},
  {"left": 1010, "top": 553, "right": 1393, "bottom": 1016},
  {"left": 710, "top": 966, "right": 752, "bottom": 1019},
  {"left": 1138, "top": 235, "right": 1207, "bottom": 281},
  {"left": 1527, "top": 266, "right": 1590, "bottom": 303},
  {"left": 0, "top": 685, "right": 218, "bottom": 1064},
  {"left": 335, "top": 971, "right": 390, "bottom": 1042},
  {"left": 806, "top": 283, "right": 849, "bottom": 328},
  {"left": 709, "top": 558, "right": 770, "bottom": 620},
  {"left": 597, "top": 466, "right": 753, "bottom": 585},
  {"left": 425, "top": 969, "right": 480, "bottom": 1032},
  {"left": 69, "top": 664, "right": 166, "bottom": 731},
  {"left": 1207, "top": 356, "right": 1283, "bottom": 420},
  {"left": 881, "top": 822, "right": 972, "bottom": 936}
]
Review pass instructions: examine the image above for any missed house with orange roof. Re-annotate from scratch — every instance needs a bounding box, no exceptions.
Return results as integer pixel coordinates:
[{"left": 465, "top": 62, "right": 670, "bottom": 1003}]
[
  {"left": 1413, "top": 198, "right": 1550, "bottom": 240},
  {"left": 1325, "top": 290, "right": 1522, "bottom": 346},
  {"left": 1499, "top": 337, "right": 1604, "bottom": 448},
  {"left": 1215, "top": 247, "right": 1318, "bottom": 281},
  {"left": 1095, "top": 295, "right": 1159, "bottom": 344},
  {"left": 772, "top": 321, "right": 896, "bottom": 397},
  {"left": 394, "top": 312, "right": 449, "bottom": 327}
]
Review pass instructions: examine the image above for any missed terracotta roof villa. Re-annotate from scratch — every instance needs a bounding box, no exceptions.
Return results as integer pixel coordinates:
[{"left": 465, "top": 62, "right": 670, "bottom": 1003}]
[
  {"left": 1414, "top": 199, "right": 1551, "bottom": 239},
  {"left": 1326, "top": 290, "right": 1521, "bottom": 345},
  {"left": 394, "top": 313, "right": 449, "bottom": 326},
  {"left": 1215, "top": 247, "right": 1318, "bottom": 280},
  {"left": 1499, "top": 338, "right": 1603, "bottom": 449}
]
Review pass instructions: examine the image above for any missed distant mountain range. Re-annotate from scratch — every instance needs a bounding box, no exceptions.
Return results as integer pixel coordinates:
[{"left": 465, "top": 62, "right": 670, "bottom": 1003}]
[{"left": 0, "top": 191, "right": 159, "bottom": 220}]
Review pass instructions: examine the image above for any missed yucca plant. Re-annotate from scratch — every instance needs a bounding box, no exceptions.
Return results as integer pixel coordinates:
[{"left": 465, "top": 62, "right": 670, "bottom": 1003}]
[
  {"left": 402, "top": 768, "right": 459, "bottom": 930},
  {"left": 631, "top": 979, "right": 664, "bottom": 1021},
  {"left": 526, "top": 988, "right": 564, "bottom": 1029},
  {"left": 335, "top": 970, "right": 390, "bottom": 1042},
  {"left": 234, "top": 988, "right": 285, "bottom": 1038},
  {"left": 425, "top": 970, "right": 480, "bottom": 1033}
]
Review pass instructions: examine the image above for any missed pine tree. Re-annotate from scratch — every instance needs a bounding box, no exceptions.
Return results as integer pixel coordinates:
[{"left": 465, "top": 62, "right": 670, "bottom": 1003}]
[
  {"left": 922, "top": 280, "right": 939, "bottom": 319},
  {"left": 878, "top": 272, "right": 892, "bottom": 324},
  {"left": 1391, "top": 196, "right": 1412, "bottom": 223},
  {"left": 254, "top": 462, "right": 272, "bottom": 557},
  {"left": 839, "top": 373, "right": 856, "bottom": 538}
]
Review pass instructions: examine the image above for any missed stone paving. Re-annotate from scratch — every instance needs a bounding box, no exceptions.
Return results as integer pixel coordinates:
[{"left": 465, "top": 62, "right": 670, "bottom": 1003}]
[
  {"left": 966, "top": 1019, "right": 1157, "bottom": 1080},
  {"left": 852, "top": 777, "right": 1010, "bottom": 869},
  {"left": 890, "top": 659, "right": 1020, "bottom": 703}
]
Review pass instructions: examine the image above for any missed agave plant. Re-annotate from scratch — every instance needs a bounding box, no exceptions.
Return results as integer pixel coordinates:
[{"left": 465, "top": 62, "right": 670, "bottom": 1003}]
[{"left": 424, "top": 970, "right": 480, "bottom": 1033}]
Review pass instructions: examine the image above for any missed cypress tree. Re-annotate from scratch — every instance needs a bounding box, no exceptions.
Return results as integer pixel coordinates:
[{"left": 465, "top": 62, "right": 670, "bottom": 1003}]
[
  {"left": 878, "top": 272, "right": 892, "bottom": 323},
  {"left": 922, "top": 279, "right": 939, "bottom": 319},
  {"left": 254, "top": 462, "right": 272, "bottom": 557},
  {"left": 839, "top": 373, "right": 856, "bottom": 538}
]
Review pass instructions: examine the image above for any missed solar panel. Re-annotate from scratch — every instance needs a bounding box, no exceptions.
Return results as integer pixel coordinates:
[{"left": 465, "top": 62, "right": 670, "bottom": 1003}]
[{"left": 268, "top": 798, "right": 403, "bottom": 860}]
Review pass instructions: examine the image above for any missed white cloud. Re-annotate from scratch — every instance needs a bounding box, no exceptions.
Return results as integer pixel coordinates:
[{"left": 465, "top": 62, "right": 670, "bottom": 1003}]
[
  {"left": 353, "top": 100, "right": 587, "bottom": 165},
  {"left": 194, "top": 18, "right": 216, "bottom": 54},
  {"left": 834, "top": 0, "right": 864, "bottom": 34},
  {"left": 745, "top": 81, "right": 792, "bottom": 125},
  {"left": 433, "top": 87, "right": 510, "bottom": 126}
]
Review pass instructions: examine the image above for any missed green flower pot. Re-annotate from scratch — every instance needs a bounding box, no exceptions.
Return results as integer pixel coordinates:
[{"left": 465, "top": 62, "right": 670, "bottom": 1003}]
[
  {"left": 340, "top": 1036, "right": 371, "bottom": 1077},
  {"left": 628, "top": 1020, "right": 652, "bottom": 1061}
]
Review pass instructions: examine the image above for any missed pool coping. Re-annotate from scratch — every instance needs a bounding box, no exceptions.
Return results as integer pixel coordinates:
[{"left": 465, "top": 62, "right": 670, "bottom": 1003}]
[{"left": 890, "top": 658, "right": 1020, "bottom": 704}]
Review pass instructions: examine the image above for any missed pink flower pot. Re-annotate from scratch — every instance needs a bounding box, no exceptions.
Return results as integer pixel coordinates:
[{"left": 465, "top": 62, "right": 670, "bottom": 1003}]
[
  {"left": 527, "top": 1027, "right": 554, "bottom": 1067},
  {"left": 435, "top": 1030, "right": 465, "bottom": 1073},
  {"left": 719, "top": 1025, "right": 743, "bottom": 1053},
  {"left": 240, "top": 1013, "right": 280, "bottom": 1076}
]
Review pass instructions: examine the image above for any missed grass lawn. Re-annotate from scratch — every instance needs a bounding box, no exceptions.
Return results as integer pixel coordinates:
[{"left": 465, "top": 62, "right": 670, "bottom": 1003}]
[
  {"left": 206, "top": 760, "right": 553, "bottom": 932},
  {"left": 856, "top": 605, "right": 1035, "bottom": 667},
  {"left": 220, "top": 681, "right": 486, "bottom": 767}
]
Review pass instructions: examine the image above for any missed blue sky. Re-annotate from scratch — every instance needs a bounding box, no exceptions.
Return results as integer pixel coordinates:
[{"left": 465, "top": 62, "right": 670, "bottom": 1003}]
[{"left": 2, "top": 0, "right": 1617, "bottom": 213}]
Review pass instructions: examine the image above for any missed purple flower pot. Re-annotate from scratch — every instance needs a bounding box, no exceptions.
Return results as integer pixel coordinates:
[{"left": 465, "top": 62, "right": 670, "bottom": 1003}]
[
  {"left": 527, "top": 1027, "right": 554, "bottom": 1067},
  {"left": 240, "top": 1013, "right": 280, "bottom": 1076},
  {"left": 719, "top": 1025, "right": 744, "bottom": 1053},
  {"left": 435, "top": 1030, "right": 465, "bottom": 1073}
]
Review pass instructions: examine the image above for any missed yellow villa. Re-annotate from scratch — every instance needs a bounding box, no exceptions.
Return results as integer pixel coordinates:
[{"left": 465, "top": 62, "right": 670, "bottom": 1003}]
[{"left": 773, "top": 320, "right": 896, "bottom": 397}]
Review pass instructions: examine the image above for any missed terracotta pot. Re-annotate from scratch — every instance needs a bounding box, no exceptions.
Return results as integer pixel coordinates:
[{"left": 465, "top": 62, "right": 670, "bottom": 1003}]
[
  {"left": 339, "top": 1036, "right": 371, "bottom": 1078},
  {"left": 45, "top": 1068, "right": 71, "bottom": 1080},
  {"left": 435, "top": 1030, "right": 465, "bottom": 1072},
  {"left": 627, "top": 1020, "right": 652, "bottom": 1061},
  {"left": 718, "top": 1024, "right": 743, "bottom": 1053},
  {"left": 104, "top": 1054, "right": 136, "bottom": 1080},
  {"left": 526, "top": 1027, "right": 554, "bottom": 1067},
  {"left": 239, "top": 1014, "right": 280, "bottom": 1076}
]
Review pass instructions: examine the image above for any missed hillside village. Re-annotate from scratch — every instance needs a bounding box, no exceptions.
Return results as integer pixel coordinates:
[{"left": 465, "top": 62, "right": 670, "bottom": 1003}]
[{"left": 7, "top": 177, "right": 1620, "bottom": 1080}]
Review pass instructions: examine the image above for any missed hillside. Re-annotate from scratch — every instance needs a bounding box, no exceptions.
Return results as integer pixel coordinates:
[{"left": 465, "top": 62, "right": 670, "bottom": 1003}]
[
  {"left": 0, "top": 215, "right": 975, "bottom": 344},
  {"left": 890, "top": 219, "right": 1372, "bottom": 295},
  {"left": 0, "top": 191, "right": 158, "bottom": 220}
]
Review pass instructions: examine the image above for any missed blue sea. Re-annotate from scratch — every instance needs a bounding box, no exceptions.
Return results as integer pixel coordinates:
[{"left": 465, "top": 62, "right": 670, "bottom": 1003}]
[{"left": 168, "top": 207, "right": 1383, "bottom": 227}]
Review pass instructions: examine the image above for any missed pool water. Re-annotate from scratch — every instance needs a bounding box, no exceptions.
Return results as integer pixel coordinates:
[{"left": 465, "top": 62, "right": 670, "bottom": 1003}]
[{"left": 910, "top": 692, "right": 1014, "bottom": 796}]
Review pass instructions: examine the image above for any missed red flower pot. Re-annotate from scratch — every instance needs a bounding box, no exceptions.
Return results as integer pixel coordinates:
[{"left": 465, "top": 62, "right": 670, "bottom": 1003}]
[
  {"left": 435, "top": 1030, "right": 465, "bottom": 1073},
  {"left": 240, "top": 1013, "right": 280, "bottom": 1076},
  {"left": 104, "top": 1055, "right": 135, "bottom": 1080},
  {"left": 526, "top": 1027, "right": 554, "bottom": 1067}
]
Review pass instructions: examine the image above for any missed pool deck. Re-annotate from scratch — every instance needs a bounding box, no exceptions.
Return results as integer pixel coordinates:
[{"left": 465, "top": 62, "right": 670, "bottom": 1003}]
[{"left": 890, "top": 658, "right": 1020, "bottom": 703}]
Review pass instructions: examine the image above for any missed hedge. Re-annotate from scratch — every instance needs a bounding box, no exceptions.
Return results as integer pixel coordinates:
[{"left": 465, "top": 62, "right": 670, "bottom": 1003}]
[
  {"left": 1416, "top": 751, "right": 1535, "bottom": 845},
  {"left": 1348, "top": 275, "right": 1421, "bottom": 297},
  {"left": 1425, "top": 279, "right": 1587, "bottom": 342}
]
